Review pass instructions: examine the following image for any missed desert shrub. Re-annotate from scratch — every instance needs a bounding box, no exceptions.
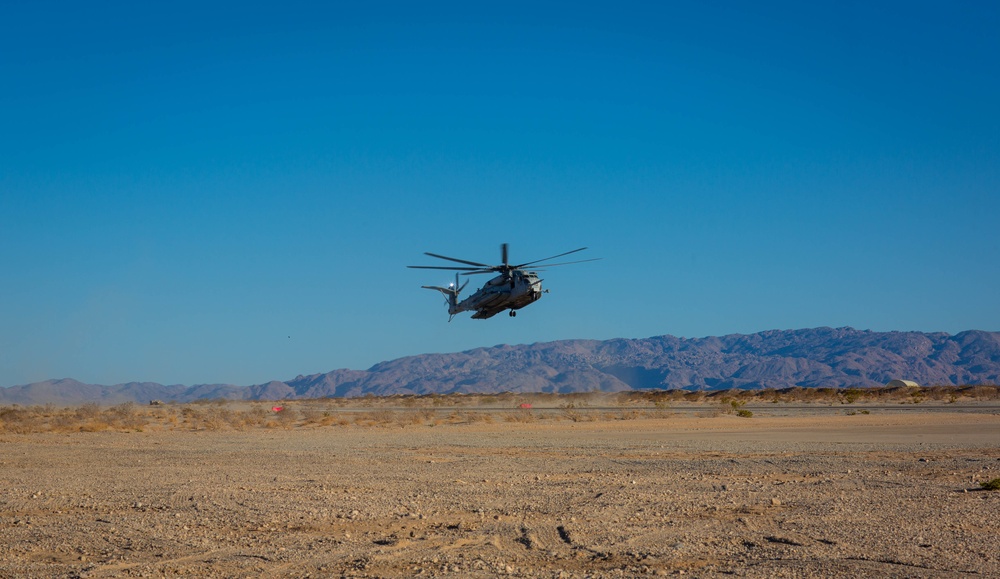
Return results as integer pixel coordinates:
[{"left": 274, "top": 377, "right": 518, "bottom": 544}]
[
  {"left": 180, "top": 406, "right": 203, "bottom": 426},
  {"left": 505, "top": 408, "right": 536, "bottom": 423},
  {"left": 407, "top": 409, "right": 435, "bottom": 425},
  {"left": 79, "top": 418, "right": 112, "bottom": 432},
  {"left": 76, "top": 403, "right": 101, "bottom": 420},
  {"left": 108, "top": 402, "right": 147, "bottom": 431},
  {"left": 369, "top": 409, "right": 396, "bottom": 425},
  {"left": 201, "top": 406, "right": 236, "bottom": 430},
  {"left": 110, "top": 401, "right": 135, "bottom": 417},
  {"left": 841, "top": 389, "right": 863, "bottom": 404},
  {"left": 980, "top": 478, "right": 1000, "bottom": 491},
  {"left": 300, "top": 409, "right": 323, "bottom": 425},
  {"left": 736, "top": 409, "right": 753, "bottom": 418},
  {"left": 323, "top": 413, "right": 351, "bottom": 426},
  {"left": 719, "top": 399, "right": 748, "bottom": 415},
  {"left": 0, "top": 406, "right": 42, "bottom": 433},
  {"left": 242, "top": 406, "right": 270, "bottom": 427},
  {"left": 681, "top": 391, "right": 705, "bottom": 403},
  {"left": 615, "top": 392, "right": 635, "bottom": 407},
  {"left": 275, "top": 407, "right": 300, "bottom": 427},
  {"left": 963, "top": 385, "right": 1000, "bottom": 401},
  {"left": 461, "top": 411, "right": 488, "bottom": 423},
  {"left": 164, "top": 410, "right": 180, "bottom": 427}
]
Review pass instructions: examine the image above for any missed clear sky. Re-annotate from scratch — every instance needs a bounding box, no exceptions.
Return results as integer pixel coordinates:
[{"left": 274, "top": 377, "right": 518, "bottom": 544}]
[{"left": 2, "top": 1, "right": 998, "bottom": 388}]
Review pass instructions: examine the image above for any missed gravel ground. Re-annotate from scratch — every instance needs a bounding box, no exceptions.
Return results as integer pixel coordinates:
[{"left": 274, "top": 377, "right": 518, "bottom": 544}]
[{"left": 1, "top": 411, "right": 999, "bottom": 578}]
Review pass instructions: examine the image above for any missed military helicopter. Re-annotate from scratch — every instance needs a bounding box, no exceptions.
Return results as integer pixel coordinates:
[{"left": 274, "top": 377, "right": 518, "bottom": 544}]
[{"left": 408, "top": 243, "right": 599, "bottom": 320}]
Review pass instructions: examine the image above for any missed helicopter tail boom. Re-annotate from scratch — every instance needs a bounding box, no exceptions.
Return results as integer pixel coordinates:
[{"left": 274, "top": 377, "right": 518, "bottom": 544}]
[{"left": 420, "top": 273, "right": 467, "bottom": 320}]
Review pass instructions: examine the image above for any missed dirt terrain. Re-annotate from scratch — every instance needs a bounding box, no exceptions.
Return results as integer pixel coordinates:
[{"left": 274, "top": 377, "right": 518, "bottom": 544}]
[{"left": 2, "top": 404, "right": 999, "bottom": 577}]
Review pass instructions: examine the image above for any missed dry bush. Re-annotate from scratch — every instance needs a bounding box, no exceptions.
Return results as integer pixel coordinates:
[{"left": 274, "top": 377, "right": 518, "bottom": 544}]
[
  {"left": 447, "top": 393, "right": 476, "bottom": 407},
  {"left": 0, "top": 406, "right": 41, "bottom": 433},
  {"left": 79, "top": 418, "right": 113, "bottom": 432},
  {"left": 839, "top": 388, "right": 866, "bottom": 404},
  {"left": 614, "top": 392, "right": 638, "bottom": 407},
  {"left": 180, "top": 406, "right": 203, "bottom": 426},
  {"left": 201, "top": 406, "right": 236, "bottom": 431},
  {"left": 275, "top": 407, "right": 300, "bottom": 428},
  {"left": 560, "top": 402, "right": 600, "bottom": 422},
  {"left": 504, "top": 408, "right": 536, "bottom": 423},
  {"left": 354, "top": 409, "right": 396, "bottom": 427},
  {"left": 961, "top": 385, "right": 1000, "bottom": 401},
  {"left": 164, "top": 410, "right": 180, "bottom": 428},
  {"left": 683, "top": 391, "right": 707, "bottom": 403},
  {"left": 402, "top": 411, "right": 427, "bottom": 426},
  {"left": 921, "top": 386, "right": 958, "bottom": 403},
  {"left": 652, "top": 396, "right": 672, "bottom": 410},
  {"left": 370, "top": 409, "right": 397, "bottom": 425},
  {"left": 240, "top": 406, "right": 271, "bottom": 427},
  {"left": 562, "top": 408, "right": 596, "bottom": 422},
  {"left": 77, "top": 402, "right": 101, "bottom": 420},
  {"left": 109, "top": 402, "right": 147, "bottom": 431},
  {"left": 391, "top": 409, "right": 432, "bottom": 426},
  {"left": 561, "top": 407, "right": 581, "bottom": 422},
  {"left": 299, "top": 409, "right": 324, "bottom": 425},
  {"left": 48, "top": 413, "right": 80, "bottom": 432},
  {"left": 429, "top": 395, "right": 450, "bottom": 407}
]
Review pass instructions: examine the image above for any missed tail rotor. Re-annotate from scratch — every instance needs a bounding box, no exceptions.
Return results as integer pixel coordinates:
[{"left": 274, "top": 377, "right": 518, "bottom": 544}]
[{"left": 420, "top": 273, "right": 467, "bottom": 321}]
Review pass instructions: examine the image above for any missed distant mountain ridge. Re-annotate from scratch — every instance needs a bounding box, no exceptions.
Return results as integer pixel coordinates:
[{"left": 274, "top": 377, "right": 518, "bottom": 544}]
[{"left": 3, "top": 327, "right": 999, "bottom": 405}]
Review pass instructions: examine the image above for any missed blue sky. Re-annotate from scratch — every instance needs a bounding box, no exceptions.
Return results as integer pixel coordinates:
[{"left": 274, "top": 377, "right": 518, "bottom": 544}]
[{"left": 2, "top": 1, "right": 998, "bottom": 387}]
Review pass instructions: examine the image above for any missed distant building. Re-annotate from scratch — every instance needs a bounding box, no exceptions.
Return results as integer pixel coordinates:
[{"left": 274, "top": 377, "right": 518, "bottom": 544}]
[{"left": 886, "top": 379, "right": 919, "bottom": 388}]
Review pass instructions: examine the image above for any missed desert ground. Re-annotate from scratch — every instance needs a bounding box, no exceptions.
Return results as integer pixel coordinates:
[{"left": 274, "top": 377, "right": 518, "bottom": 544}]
[{"left": 2, "top": 391, "right": 999, "bottom": 577}]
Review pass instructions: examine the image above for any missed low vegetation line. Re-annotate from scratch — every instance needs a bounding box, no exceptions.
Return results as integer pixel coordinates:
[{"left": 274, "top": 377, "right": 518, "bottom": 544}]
[{"left": 0, "top": 385, "right": 996, "bottom": 434}]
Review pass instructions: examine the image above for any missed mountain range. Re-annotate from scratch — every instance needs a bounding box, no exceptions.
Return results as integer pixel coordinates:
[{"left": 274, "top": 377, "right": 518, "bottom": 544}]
[{"left": 3, "top": 327, "right": 999, "bottom": 405}]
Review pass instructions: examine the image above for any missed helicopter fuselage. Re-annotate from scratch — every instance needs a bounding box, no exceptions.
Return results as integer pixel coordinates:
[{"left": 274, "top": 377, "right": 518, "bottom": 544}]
[{"left": 457, "top": 271, "right": 542, "bottom": 319}]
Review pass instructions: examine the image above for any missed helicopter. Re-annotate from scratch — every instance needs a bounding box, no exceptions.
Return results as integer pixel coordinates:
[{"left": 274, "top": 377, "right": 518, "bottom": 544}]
[{"left": 408, "top": 243, "right": 599, "bottom": 320}]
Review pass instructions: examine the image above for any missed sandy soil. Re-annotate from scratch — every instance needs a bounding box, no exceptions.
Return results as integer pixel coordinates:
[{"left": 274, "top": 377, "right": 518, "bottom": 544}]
[{"left": 2, "top": 410, "right": 999, "bottom": 577}]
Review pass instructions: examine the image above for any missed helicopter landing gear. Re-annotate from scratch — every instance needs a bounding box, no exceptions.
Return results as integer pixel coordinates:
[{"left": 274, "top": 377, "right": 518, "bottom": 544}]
[{"left": 509, "top": 310, "right": 517, "bottom": 317}]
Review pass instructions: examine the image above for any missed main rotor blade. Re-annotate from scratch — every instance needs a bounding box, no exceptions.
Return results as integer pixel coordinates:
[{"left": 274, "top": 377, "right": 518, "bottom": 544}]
[
  {"left": 514, "top": 247, "right": 588, "bottom": 268},
  {"left": 501, "top": 243, "right": 509, "bottom": 267},
  {"left": 423, "top": 252, "right": 491, "bottom": 267},
  {"left": 526, "top": 257, "right": 602, "bottom": 268},
  {"left": 407, "top": 265, "right": 485, "bottom": 271}
]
